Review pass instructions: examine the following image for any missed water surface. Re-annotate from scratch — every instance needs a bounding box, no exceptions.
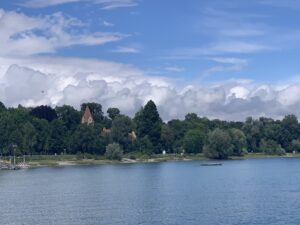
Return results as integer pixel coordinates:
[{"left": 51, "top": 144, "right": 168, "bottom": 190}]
[{"left": 1, "top": 158, "right": 300, "bottom": 225}]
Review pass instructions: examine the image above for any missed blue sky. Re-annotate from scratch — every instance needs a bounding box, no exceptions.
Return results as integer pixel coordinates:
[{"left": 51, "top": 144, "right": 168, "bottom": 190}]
[
  {"left": 1, "top": 0, "right": 300, "bottom": 120},
  {"left": 3, "top": 0, "right": 300, "bottom": 82}
]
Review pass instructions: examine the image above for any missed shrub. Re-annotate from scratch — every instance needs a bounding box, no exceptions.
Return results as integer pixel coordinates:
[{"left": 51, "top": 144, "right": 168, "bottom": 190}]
[
  {"left": 203, "top": 128, "right": 233, "bottom": 159},
  {"left": 105, "top": 143, "right": 123, "bottom": 161},
  {"left": 259, "top": 139, "right": 286, "bottom": 155}
]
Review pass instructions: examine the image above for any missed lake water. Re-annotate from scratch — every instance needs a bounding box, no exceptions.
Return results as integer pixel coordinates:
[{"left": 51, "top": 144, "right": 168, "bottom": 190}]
[{"left": 1, "top": 158, "right": 300, "bottom": 225}]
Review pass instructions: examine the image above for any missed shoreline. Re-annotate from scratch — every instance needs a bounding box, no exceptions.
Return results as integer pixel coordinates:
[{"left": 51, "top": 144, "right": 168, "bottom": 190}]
[{"left": 1, "top": 152, "right": 298, "bottom": 169}]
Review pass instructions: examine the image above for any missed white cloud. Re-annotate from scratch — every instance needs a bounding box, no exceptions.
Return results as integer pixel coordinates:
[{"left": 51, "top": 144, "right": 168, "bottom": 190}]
[
  {"left": 219, "top": 28, "right": 265, "bottom": 37},
  {"left": 2, "top": 56, "right": 300, "bottom": 121},
  {"left": 111, "top": 46, "right": 140, "bottom": 53},
  {"left": 103, "top": 20, "right": 114, "bottom": 27},
  {"left": 0, "top": 9, "right": 125, "bottom": 56},
  {"left": 168, "top": 41, "right": 269, "bottom": 60},
  {"left": 20, "top": 0, "right": 139, "bottom": 10},
  {"left": 209, "top": 57, "right": 248, "bottom": 65},
  {"left": 165, "top": 66, "right": 185, "bottom": 73},
  {"left": 200, "top": 57, "right": 248, "bottom": 78}
]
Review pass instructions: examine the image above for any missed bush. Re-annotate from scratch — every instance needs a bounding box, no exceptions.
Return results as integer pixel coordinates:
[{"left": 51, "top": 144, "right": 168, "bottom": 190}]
[
  {"left": 203, "top": 128, "right": 233, "bottom": 159},
  {"left": 290, "top": 139, "right": 300, "bottom": 152},
  {"left": 105, "top": 143, "right": 123, "bottom": 161},
  {"left": 259, "top": 139, "right": 286, "bottom": 155}
]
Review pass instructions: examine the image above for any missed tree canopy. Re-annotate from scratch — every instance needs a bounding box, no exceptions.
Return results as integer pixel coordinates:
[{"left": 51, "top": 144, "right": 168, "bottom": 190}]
[{"left": 0, "top": 100, "right": 299, "bottom": 158}]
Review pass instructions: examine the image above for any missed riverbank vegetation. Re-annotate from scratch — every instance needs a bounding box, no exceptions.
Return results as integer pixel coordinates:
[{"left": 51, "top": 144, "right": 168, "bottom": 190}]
[{"left": 0, "top": 100, "right": 299, "bottom": 160}]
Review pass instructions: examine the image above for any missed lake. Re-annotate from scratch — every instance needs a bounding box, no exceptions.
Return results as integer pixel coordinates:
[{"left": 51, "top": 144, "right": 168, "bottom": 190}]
[{"left": 1, "top": 158, "right": 300, "bottom": 225}]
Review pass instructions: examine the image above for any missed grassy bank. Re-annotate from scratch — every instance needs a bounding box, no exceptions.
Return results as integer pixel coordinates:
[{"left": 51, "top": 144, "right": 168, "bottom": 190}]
[{"left": 2, "top": 152, "right": 300, "bottom": 168}]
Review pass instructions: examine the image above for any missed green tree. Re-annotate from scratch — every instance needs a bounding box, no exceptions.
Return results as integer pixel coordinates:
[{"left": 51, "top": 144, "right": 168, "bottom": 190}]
[
  {"left": 70, "top": 124, "right": 105, "bottom": 155},
  {"left": 183, "top": 129, "right": 205, "bottom": 153},
  {"left": 161, "top": 124, "right": 175, "bottom": 153},
  {"left": 0, "top": 101, "right": 6, "bottom": 112},
  {"left": 30, "top": 105, "right": 57, "bottom": 122},
  {"left": 204, "top": 128, "right": 233, "bottom": 159},
  {"left": 259, "top": 139, "right": 285, "bottom": 155},
  {"left": 229, "top": 128, "right": 247, "bottom": 156},
  {"left": 21, "top": 122, "right": 37, "bottom": 155},
  {"left": 111, "top": 115, "right": 134, "bottom": 151},
  {"left": 107, "top": 107, "right": 120, "bottom": 120},
  {"left": 49, "top": 119, "right": 67, "bottom": 154},
  {"left": 134, "top": 100, "right": 162, "bottom": 153},
  {"left": 31, "top": 118, "right": 51, "bottom": 154},
  {"left": 9, "top": 129, "right": 23, "bottom": 155},
  {"left": 290, "top": 139, "right": 300, "bottom": 152},
  {"left": 56, "top": 105, "right": 81, "bottom": 130},
  {"left": 242, "top": 117, "right": 261, "bottom": 152},
  {"left": 279, "top": 114, "right": 299, "bottom": 151},
  {"left": 105, "top": 143, "right": 123, "bottom": 160}
]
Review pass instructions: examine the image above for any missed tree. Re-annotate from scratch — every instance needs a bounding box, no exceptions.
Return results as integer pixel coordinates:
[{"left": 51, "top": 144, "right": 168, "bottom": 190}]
[
  {"left": 290, "top": 139, "right": 300, "bottom": 152},
  {"left": 55, "top": 105, "right": 81, "bottom": 130},
  {"left": 137, "top": 136, "right": 154, "bottom": 155},
  {"left": 259, "top": 139, "right": 285, "bottom": 155},
  {"left": 111, "top": 115, "right": 134, "bottom": 152},
  {"left": 107, "top": 108, "right": 120, "bottom": 120},
  {"left": 81, "top": 102, "right": 103, "bottom": 123},
  {"left": 161, "top": 124, "right": 175, "bottom": 153},
  {"left": 70, "top": 124, "right": 105, "bottom": 155},
  {"left": 0, "top": 101, "right": 6, "bottom": 111},
  {"left": 229, "top": 128, "right": 247, "bottom": 156},
  {"left": 134, "top": 100, "right": 162, "bottom": 152},
  {"left": 105, "top": 143, "right": 123, "bottom": 160},
  {"left": 49, "top": 119, "right": 67, "bottom": 154},
  {"left": 183, "top": 129, "right": 205, "bottom": 153},
  {"left": 21, "top": 122, "right": 37, "bottom": 155},
  {"left": 30, "top": 105, "right": 57, "bottom": 122},
  {"left": 31, "top": 118, "right": 51, "bottom": 154},
  {"left": 279, "top": 114, "right": 299, "bottom": 151},
  {"left": 242, "top": 118, "right": 261, "bottom": 152},
  {"left": 203, "top": 128, "right": 232, "bottom": 159}
]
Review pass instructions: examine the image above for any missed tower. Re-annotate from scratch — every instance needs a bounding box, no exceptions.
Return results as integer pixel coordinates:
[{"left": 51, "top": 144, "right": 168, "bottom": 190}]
[{"left": 81, "top": 106, "right": 94, "bottom": 125}]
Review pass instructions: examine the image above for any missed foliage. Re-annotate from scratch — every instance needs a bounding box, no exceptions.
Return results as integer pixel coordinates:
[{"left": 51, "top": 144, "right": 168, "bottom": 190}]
[
  {"left": 229, "top": 128, "right": 247, "bottom": 156},
  {"left": 30, "top": 105, "right": 57, "bottom": 122},
  {"left": 183, "top": 129, "right": 205, "bottom": 153},
  {"left": 259, "top": 139, "right": 285, "bottom": 155},
  {"left": 204, "top": 128, "right": 233, "bottom": 159},
  {"left": 111, "top": 115, "right": 134, "bottom": 152},
  {"left": 290, "top": 139, "right": 300, "bottom": 152},
  {"left": 55, "top": 105, "right": 81, "bottom": 130},
  {"left": 134, "top": 100, "right": 162, "bottom": 153},
  {"left": 105, "top": 143, "right": 123, "bottom": 160},
  {"left": 0, "top": 99, "right": 300, "bottom": 159},
  {"left": 107, "top": 108, "right": 120, "bottom": 120}
]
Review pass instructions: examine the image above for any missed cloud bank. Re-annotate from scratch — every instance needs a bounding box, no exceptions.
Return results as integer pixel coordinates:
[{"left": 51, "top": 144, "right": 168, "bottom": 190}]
[{"left": 1, "top": 56, "right": 300, "bottom": 121}]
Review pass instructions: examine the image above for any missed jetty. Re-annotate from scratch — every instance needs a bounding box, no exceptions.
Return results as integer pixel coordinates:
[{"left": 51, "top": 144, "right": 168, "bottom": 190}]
[{"left": 0, "top": 155, "right": 29, "bottom": 170}]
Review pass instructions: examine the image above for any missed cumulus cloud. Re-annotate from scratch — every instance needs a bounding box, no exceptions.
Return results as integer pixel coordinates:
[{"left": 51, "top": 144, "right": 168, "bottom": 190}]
[
  {"left": 0, "top": 9, "right": 125, "bottom": 57},
  {"left": 1, "top": 56, "right": 300, "bottom": 121}
]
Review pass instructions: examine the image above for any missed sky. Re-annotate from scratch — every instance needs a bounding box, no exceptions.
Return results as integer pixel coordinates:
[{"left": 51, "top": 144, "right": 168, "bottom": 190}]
[{"left": 1, "top": 0, "right": 300, "bottom": 121}]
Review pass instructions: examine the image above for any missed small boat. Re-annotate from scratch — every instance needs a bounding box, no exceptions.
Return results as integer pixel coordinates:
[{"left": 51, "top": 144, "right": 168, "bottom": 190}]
[{"left": 201, "top": 163, "right": 222, "bottom": 166}]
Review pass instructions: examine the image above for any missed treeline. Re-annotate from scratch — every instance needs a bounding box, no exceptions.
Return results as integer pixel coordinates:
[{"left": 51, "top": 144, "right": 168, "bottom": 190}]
[{"left": 0, "top": 100, "right": 299, "bottom": 159}]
